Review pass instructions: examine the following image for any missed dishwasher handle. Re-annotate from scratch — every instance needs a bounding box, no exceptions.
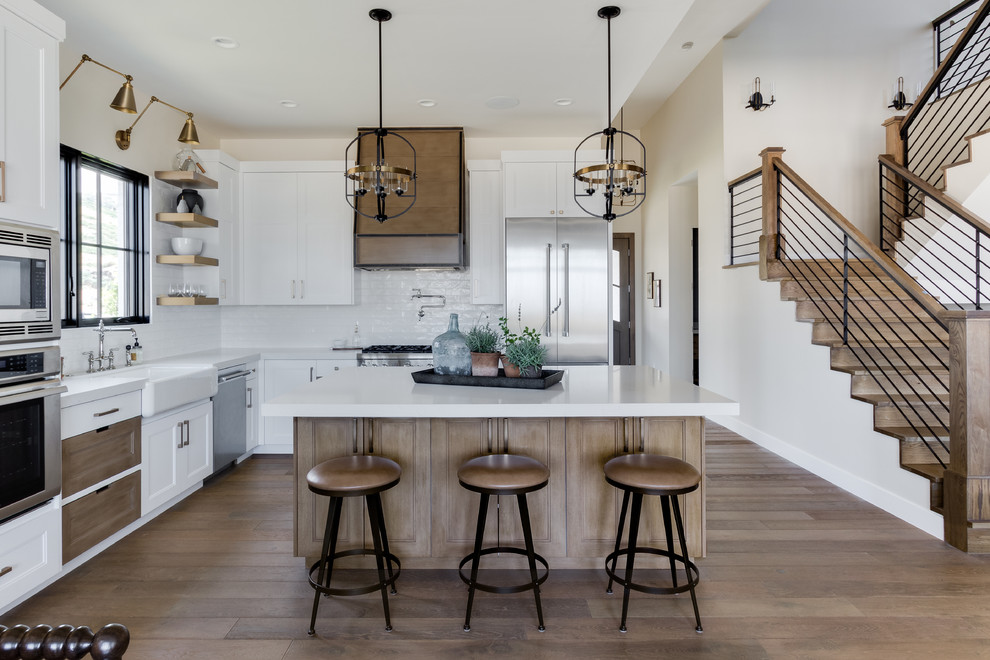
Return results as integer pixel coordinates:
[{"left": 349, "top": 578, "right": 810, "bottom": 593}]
[{"left": 218, "top": 369, "right": 253, "bottom": 384}]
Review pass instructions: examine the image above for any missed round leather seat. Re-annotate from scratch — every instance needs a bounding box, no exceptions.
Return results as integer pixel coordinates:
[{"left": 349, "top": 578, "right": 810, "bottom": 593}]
[
  {"left": 458, "top": 454, "right": 549, "bottom": 495},
  {"left": 307, "top": 455, "right": 402, "bottom": 497},
  {"left": 604, "top": 454, "right": 700, "bottom": 496}
]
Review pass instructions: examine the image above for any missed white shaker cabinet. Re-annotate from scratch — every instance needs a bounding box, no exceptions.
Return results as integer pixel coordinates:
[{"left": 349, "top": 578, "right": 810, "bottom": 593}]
[
  {"left": 260, "top": 359, "right": 349, "bottom": 453},
  {"left": 141, "top": 401, "right": 213, "bottom": 515},
  {"left": 467, "top": 161, "right": 503, "bottom": 305},
  {"left": 196, "top": 150, "right": 241, "bottom": 305},
  {"left": 0, "top": 2, "right": 63, "bottom": 229},
  {"left": 502, "top": 151, "right": 606, "bottom": 219},
  {"left": 246, "top": 367, "right": 259, "bottom": 452},
  {"left": 240, "top": 163, "right": 353, "bottom": 306}
]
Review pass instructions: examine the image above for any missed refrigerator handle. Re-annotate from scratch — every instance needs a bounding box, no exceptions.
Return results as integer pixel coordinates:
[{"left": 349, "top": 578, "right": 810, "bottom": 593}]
[
  {"left": 561, "top": 242, "right": 570, "bottom": 337},
  {"left": 545, "top": 242, "right": 553, "bottom": 337}
]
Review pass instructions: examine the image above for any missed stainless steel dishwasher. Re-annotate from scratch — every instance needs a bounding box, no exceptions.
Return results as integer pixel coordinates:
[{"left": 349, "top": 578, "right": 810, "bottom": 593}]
[{"left": 212, "top": 364, "right": 253, "bottom": 477}]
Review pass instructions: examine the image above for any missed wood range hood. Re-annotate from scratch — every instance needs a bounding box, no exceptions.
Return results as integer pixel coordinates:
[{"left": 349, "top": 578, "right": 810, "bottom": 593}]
[{"left": 353, "top": 127, "right": 465, "bottom": 269}]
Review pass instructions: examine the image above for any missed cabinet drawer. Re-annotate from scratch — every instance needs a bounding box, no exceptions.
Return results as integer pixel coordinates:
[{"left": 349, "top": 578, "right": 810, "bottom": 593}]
[
  {"left": 62, "top": 416, "right": 141, "bottom": 498},
  {"left": 62, "top": 390, "right": 142, "bottom": 439},
  {"left": 0, "top": 502, "right": 61, "bottom": 610},
  {"left": 62, "top": 472, "right": 141, "bottom": 563}
]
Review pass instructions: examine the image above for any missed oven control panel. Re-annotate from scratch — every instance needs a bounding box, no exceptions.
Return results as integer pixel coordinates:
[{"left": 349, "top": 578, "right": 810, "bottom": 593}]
[{"left": 0, "top": 346, "right": 59, "bottom": 387}]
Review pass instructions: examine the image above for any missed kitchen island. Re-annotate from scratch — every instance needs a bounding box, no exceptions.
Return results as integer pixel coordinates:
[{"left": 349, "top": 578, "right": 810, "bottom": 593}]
[{"left": 264, "top": 365, "right": 738, "bottom": 568}]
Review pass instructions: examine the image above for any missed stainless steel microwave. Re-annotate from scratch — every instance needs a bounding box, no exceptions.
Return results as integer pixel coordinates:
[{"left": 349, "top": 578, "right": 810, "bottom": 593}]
[{"left": 0, "top": 221, "right": 59, "bottom": 344}]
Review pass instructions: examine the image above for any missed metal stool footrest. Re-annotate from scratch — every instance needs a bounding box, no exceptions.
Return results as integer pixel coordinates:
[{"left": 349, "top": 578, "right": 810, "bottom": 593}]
[
  {"left": 458, "top": 547, "right": 549, "bottom": 594},
  {"left": 309, "top": 547, "right": 401, "bottom": 597},
  {"left": 605, "top": 546, "right": 699, "bottom": 596}
]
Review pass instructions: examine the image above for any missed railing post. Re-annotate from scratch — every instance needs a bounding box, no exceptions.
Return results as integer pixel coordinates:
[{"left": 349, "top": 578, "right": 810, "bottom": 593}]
[
  {"left": 943, "top": 310, "right": 990, "bottom": 552},
  {"left": 759, "top": 147, "right": 785, "bottom": 281},
  {"left": 881, "top": 116, "right": 908, "bottom": 252}
]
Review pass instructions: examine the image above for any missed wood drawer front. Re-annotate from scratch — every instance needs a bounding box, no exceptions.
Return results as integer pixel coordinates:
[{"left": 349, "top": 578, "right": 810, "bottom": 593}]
[
  {"left": 62, "top": 472, "right": 141, "bottom": 563},
  {"left": 62, "top": 416, "right": 141, "bottom": 498},
  {"left": 61, "top": 390, "right": 142, "bottom": 440},
  {"left": 0, "top": 504, "right": 61, "bottom": 608}
]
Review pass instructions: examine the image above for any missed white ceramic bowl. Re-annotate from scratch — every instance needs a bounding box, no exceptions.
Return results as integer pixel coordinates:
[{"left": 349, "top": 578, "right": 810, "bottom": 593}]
[{"left": 170, "top": 237, "right": 203, "bottom": 255}]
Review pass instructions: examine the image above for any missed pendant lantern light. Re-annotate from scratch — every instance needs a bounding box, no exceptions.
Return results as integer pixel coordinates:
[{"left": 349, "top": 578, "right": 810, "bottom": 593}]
[
  {"left": 573, "top": 6, "right": 646, "bottom": 222},
  {"left": 345, "top": 9, "right": 417, "bottom": 224}
]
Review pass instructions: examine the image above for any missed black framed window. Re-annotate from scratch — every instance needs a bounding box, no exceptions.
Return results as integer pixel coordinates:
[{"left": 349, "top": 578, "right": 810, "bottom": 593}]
[{"left": 60, "top": 145, "right": 149, "bottom": 327}]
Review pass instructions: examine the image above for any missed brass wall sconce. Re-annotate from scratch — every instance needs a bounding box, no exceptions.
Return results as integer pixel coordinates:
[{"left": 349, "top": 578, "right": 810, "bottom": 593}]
[
  {"left": 115, "top": 96, "right": 199, "bottom": 151},
  {"left": 59, "top": 54, "right": 137, "bottom": 114},
  {"left": 746, "top": 77, "right": 775, "bottom": 111}
]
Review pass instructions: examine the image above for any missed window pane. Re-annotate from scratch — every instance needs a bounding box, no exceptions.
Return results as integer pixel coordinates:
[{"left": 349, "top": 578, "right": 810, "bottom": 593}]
[
  {"left": 100, "top": 173, "right": 126, "bottom": 248},
  {"left": 80, "top": 167, "right": 98, "bottom": 244},
  {"left": 100, "top": 248, "right": 124, "bottom": 318},
  {"left": 80, "top": 245, "right": 99, "bottom": 320}
]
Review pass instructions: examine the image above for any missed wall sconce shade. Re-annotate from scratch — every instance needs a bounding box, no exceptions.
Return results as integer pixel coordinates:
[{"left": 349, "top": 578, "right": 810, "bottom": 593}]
[
  {"left": 59, "top": 54, "right": 138, "bottom": 114},
  {"left": 746, "top": 77, "right": 774, "bottom": 111},
  {"left": 889, "top": 76, "right": 913, "bottom": 111},
  {"left": 115, "top": 96, "right": 199, "bottom": 151}
]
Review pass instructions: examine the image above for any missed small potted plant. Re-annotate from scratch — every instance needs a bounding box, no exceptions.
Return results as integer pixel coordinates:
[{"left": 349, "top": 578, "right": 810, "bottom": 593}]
[
  {"left": 500, "top": 321, "right": 547, "bottom": 378},
  {"left": 465, "top": 320, "right": 502, "bottom": 377}
]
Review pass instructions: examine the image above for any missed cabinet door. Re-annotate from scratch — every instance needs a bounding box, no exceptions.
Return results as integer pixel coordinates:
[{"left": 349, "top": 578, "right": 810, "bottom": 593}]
[
  {"left": 468, "top": 168, "right": 504, "bottom": 304},
  {"left": 560, "top": 161, "right": 607, "bottom": 218},
  {"left": 246, "top": 374, "right": 259, "bottom": 451},
  {"left": 0, "top": 7, "right": 59, "bottom": 228},
  {"left": 262, "top": 359, "right": 316, "bottom": 447},
  {"left": 241, "top": 172, "right": 298, "bottom": 304},
  {"left": 503, "top": 162, "right": 556, "bottom": 218},
  {"left": 214, "top": 162, "right": 240, "bottom": 305},
  {"left": 497, "top": 418, "right": 565, "bottom": 558},
  {"left": 366, "top": 418, "right": 431, "bottom": 557},
  {"left": 181, "top": 402, "right": 213, "bottom": 485},
  {"left": 294, "top": 417, "right": 363, "bottom": 557},
  {"left": 141, "top": 412, "right": 183, "bottom": 515},
  {"left": 430, "top": 418, "right": 489, "bottom": 558},
  {"left": 297, "top": 171, "right": 353, "bottom": 305}
]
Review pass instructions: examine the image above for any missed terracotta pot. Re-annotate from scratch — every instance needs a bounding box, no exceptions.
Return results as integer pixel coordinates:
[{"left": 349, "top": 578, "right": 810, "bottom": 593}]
[
  {"left": 471, "top": 351, "right": 500, "bottom": 377},
  {"left": 520, "top": 364, "right": 542, "bottom": 378},
  {"left": 500, "top": 354, "right": 521, "bottom": 378}
]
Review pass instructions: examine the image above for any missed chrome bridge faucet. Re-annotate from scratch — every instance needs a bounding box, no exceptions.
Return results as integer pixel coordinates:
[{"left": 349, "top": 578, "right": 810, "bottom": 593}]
[{"left": 84, "top": 319, "right": 136, "bottom": 373}]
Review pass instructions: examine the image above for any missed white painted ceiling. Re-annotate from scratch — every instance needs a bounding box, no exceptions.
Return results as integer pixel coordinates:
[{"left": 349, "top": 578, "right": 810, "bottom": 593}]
[{"left": 37, "top": 0, "right": 769, "bottom": 139}]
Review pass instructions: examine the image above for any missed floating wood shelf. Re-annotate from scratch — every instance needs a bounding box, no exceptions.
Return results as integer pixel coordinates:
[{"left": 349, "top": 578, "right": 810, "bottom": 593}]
[
  {"left": 154, "top": 170, "right": 218, "bottom": 189},
  {"left": 155, "top": 212, "right": 218, "bottom": 228},
  {"left": 156, "top": 296, "right": 218, "bottom": 306},
  {"left": 155, "top": 255, "right": 219, "bottom": 267}
]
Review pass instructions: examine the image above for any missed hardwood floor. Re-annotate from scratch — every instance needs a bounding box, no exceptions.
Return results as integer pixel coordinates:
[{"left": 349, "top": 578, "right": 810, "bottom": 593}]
[{"left": 6, "top": 422, "right": 990, "bottom": 658}]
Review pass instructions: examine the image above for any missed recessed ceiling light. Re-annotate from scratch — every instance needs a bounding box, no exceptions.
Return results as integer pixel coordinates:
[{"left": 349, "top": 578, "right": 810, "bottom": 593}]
[
  {"left": 681, "top": 41, "right": 694, "bottom": 50},
  {"left": 554, "top": 98, "right": 574, "bottom": 106},
  {"left": 280, "top": 100, "right": 298, "bottom": 108},
  {"left": 485, "top": 96, "right": 520, "bottom": 110},
  {"left": 212, "top": 36, "right": 239, "bottom": 49},
  {"left": 418, "top": 99, "right": 437, "bottom": 108}
]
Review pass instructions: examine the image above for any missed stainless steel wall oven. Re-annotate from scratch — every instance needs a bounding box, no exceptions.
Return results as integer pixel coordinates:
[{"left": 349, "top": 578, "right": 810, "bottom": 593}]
[{"left": 0, "top": 346, "right": 63, "bottom": 524}]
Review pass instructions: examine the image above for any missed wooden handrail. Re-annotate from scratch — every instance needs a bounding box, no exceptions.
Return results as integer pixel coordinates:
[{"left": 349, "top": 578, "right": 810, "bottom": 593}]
[
  {"left": 772, "top": 158, "right": 947, "bottom": 322},
  {"left": 902, "top": 0, "right": 990, "bottom": 137},
  {"left": 727, "top": 166, "right": 761, "bottom": 189}
]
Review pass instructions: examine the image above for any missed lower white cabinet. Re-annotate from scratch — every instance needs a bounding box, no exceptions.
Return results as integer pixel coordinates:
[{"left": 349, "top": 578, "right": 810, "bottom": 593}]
[
  {"left": 261, "top": 359, "right": 349, "bottom": 451},
  {"left": 141, "top": 401, "right": 213, "bottom": 515},
  {"left": 246, "top": 368, "right": 260, "bottom": 452},
  {"left": 0, "top": 500, "right": 60, "bottom": 612}
]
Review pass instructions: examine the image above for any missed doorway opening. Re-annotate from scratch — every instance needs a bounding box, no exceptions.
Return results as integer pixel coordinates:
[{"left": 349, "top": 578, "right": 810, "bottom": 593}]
[{"left": 612, "top": 233, "right": 635, "bottom": 365}]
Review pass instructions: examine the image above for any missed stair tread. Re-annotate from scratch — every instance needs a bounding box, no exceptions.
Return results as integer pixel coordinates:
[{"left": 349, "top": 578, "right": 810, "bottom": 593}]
[
  {"left": 902, "top": 463, "right": 946, "bottom": 482},
  {"left": 859, "top": 392, "right": 949, "bottom": 405},
  {"left": 879, "top": 424, "right": 950, "bottom": 439}
]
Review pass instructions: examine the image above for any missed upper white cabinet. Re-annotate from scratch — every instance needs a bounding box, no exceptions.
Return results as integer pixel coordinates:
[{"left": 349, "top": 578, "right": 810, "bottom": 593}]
[
  {"left": 241, "top": 162, "right": 353, "bottom": 306},
  {"left": 0, "top": 2, "right": 63, "bottom": 229},
  {"left": 196, "top": 150, "right": 241, "bottom": 305},
  {"left": 467, "top": 161, "right": 503, "bottom": 305},
  {"left": 502, "top": 151, "right": 606, "bottom": 219}
]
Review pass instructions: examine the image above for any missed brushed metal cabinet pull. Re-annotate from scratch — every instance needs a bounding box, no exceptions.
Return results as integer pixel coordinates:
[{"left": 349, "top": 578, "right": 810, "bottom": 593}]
[
  {"left": 176, "top": 423, "right": 183, "bottom": 449},
  {"left": 93, "top": 407, "right": 120, "bottom": 418},
  {"left": 0, "top": 161, "right": 5, "bottom": 202},
  {"left": 183, "top": 420, "right": 190, "bottom": 446},
  {"left": 290, "top": 280, "right": 296, "bottom": 299},
  {"left": 299, "top": 280, "right": 304, "bottom": 299},
  {"left": 0, "top": 566, "right": 12, "bottom": 579},
  {"left": 561, "top": 243, "right": 570, "bottom": 337},
  {"left": 545, "top": 243, "right": 553, "bottom": 337},
  {"left": 247, "top": 387, "right": 253, "bottom": 408}
]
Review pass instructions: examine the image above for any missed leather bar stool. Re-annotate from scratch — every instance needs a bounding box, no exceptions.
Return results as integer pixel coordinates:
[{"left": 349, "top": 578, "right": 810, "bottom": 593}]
[
  {"left": 458, "top": 454, "right": 550, "bottom": 632},
  {"left": 603, "top": 453, "right": 703, "bottom": 633},
  {"left": 306, "top": 455, "right": 402, "bottom": 635}
]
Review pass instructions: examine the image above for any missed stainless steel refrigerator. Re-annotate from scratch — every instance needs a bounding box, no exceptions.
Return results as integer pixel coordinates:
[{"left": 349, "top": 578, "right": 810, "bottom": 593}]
[{"left": 505, "top": 217, "right": 610, "bottom": 364}]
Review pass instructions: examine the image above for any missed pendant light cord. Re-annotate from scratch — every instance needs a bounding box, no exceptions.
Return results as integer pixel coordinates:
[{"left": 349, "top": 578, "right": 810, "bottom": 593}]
[
  {"left": 378, "top": 18, "right": 384, "bottom": 131},
  {"left": 606, "top": 14, "right": 612, "bottom": 127}
]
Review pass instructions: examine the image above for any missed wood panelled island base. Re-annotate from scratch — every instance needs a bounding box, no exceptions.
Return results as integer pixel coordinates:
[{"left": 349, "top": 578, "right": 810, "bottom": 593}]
[{"left": 264, "top": 366, "right": 739, "bottom": 568}]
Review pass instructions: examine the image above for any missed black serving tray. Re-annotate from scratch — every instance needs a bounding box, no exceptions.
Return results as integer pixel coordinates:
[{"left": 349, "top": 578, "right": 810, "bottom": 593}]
[{"left": 411, "top": 368, "right": 564, "bottom": 389}]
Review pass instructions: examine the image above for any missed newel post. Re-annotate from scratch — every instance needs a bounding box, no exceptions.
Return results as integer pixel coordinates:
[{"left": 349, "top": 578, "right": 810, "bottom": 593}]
[
  {"left": 943, "top": 310, "right": 990, "bottom": 552},
  {"left": 881, "top": 116, "right": 907, "bottom": 251},
  {"left": 759, "top": 147, "right": 785, "bottom": 281}
]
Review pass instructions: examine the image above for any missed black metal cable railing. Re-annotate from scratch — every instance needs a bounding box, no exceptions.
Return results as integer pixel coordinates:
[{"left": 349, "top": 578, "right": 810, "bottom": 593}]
[
  {"left": 936, "top": 1, "right": 981, "bottom": 67},
  {"left": 774, "top": 163, "right": 950, "bottom": 467},
  {"left": 728, "top": 168, "right": 762, "bottom": 265},
  {"left": 903, "top": 0, "right": 990, "bottom": 189},
  {"left": 880, "top": 155, "right": 990, "bottom": 309}
]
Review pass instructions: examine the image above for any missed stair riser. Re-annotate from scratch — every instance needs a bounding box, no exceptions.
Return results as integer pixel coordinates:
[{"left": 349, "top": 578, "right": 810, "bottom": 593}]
[
  {"left": 795, "top": 299, "right": 933, "bottom": 322},
  {"left": 780, "top": 279, "right": 909, "bottom": 302},
  {"left": 874, "top": 403, "right": 950, "bottom": 428},
  {"left": 851, "top": 373, "right": 949, "bottom": 398},
  {"left": 829, "top": 346, "right": 950, "bottom": 370},
  {"left": 767, "top": 259, "right": 893, "bottom": 280},
  {"left": 900, "top": 438, "right": 951, "bottom": 465}
]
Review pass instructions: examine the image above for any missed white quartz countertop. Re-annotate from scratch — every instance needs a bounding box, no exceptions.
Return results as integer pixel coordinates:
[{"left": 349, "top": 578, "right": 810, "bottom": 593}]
[{"left": 262, "top": 366, "right": 739, "bottom": 418}]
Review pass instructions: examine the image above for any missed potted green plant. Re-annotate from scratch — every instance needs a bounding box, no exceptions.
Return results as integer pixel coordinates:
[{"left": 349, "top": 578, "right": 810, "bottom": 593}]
[
  {"left": 465, "top": 320, "right": 502, "bottom": 377},
  {"left": 499, "top": 319, "right": 547, "bottom": 378}
]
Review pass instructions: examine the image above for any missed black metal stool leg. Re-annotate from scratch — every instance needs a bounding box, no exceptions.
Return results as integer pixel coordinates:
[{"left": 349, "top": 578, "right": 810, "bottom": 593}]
[
  {"left": 619, "top": 492, "right": 643, "bottom": 633},
  {"left": 606, "top": 489, "right": 630, "bottom": 595},
  {"left": 517, "top": 494, "right": 546, "bottom": 632},
  {"left": 660, "top": 495, "right": 679, "bottom": 588},
  {"left": 369, "top": 493, "right": 397, "bottom": 595},
  {"left": 308, "top": 497, "right": 342, "bottom": 635},
  {"left": 463, "top": 493, "right": 490, "bottom": 632},
  {"left": 671, "top": 495, "right": 703, "bottom": 633},
  {"left": 366, "top": 493, "right": 393, "bottom": 632}
]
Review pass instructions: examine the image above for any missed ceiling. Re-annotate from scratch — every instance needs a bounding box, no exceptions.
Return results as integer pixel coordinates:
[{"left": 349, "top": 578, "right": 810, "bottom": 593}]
[{"left": 37, "top": 0, "right": 770, "bottom": 140}]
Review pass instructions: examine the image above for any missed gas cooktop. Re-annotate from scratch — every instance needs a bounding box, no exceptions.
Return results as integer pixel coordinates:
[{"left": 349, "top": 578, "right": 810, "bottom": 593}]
[
  {"left": 358, "top": 345, "right": 433, "bottom": 367},
  {"left": 361, "top": 344, "right": 432, "bottom": 354}
]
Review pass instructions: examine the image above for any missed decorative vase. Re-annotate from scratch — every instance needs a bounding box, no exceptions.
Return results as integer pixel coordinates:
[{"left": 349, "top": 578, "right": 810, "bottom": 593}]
[
  {"left": 176, "top": 189, "right": 204, "bottom": 214},
  {"left": 433, "top": 313, "right": 472, "bottom": 376},
  {"left": 471, "top": 352, "right": 500, "bottom": 377},
  {"left": 500, "top": 354, "right": 521, "bottom": 378},
  {"left": 520, "top": 365, "right": 542, "bottom": 378}
]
